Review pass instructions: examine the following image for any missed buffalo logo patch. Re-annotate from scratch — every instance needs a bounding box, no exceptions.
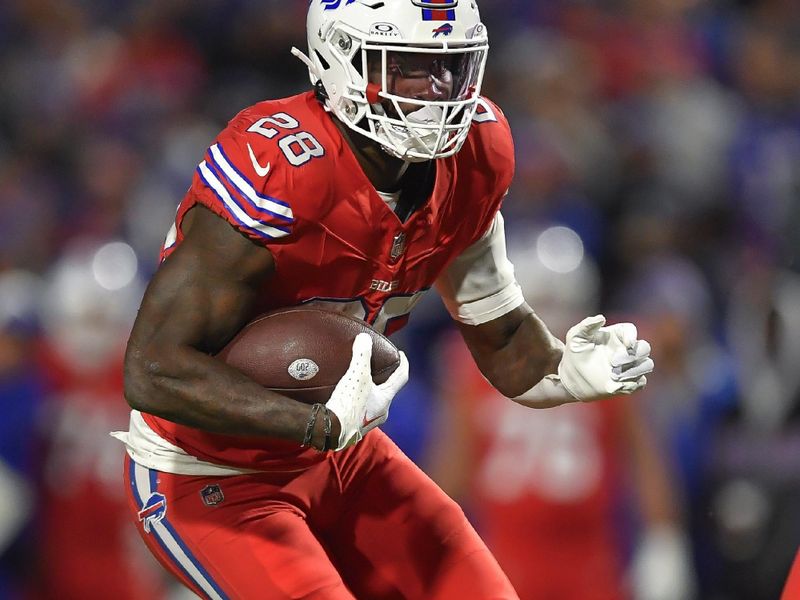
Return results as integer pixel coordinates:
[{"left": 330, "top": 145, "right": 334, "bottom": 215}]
[{"left": 138, "top": 492, "right": 167, "bottom": 533}]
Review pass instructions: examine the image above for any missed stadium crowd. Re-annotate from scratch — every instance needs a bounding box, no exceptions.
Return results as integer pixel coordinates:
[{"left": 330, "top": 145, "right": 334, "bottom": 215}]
[{"left": 0, "top": 0, "right": 798, "bottom": 598}]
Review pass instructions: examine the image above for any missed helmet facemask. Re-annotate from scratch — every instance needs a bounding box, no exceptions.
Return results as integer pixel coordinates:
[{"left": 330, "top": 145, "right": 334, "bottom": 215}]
[
  {"left": 294, "top": 13, "right": 488, "bottom": 162},
  {"left": 361, "top": 43, "right": 487, "bottom": 161}
]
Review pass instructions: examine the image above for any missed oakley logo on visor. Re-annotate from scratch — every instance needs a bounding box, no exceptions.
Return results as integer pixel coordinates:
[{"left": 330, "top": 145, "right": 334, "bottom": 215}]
[{"left": 370, "top": 22, "right": 401, "bottom": 37}]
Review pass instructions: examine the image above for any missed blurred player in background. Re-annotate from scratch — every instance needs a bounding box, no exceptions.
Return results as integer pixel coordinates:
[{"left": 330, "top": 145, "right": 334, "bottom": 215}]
[
  {"left": 30, "top": 242, "right": 169, "bottom": 600},
  {"left": 117, "top": 1, "right": 653, "bottom": 598},
  {"left": 699, "top": 256, "right": 800, "bottom": 600},
  {"left": 428, "top": 228, "right": 695, "bottom": 600}
]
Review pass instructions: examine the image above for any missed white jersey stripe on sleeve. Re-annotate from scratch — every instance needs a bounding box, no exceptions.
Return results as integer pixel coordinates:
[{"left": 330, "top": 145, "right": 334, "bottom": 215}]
[
  {"left": 209, "top": 144, "right": 294, "bottom": 222},
  {"left": 197, "top": 162, "right": 290, "bottom": 240}
]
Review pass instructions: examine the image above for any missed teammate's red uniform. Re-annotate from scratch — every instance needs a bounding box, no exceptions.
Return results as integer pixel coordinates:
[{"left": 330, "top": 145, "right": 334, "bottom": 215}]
[
  {"left": 436, "top": 336, "right": 630, "bottom": 600},
  {"left": 36, "top": 345, "right": 166, "bottom": 600},
  {"left": 124, "top": 91, "right": 518, "bottom": 599}
]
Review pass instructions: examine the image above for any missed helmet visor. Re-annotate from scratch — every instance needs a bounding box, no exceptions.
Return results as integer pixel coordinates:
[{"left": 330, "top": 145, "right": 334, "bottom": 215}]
[
  {"left": 350, "top": 41, "right": 488, "bottom": 160},
  {"left": 366, "top": 46, "right": 484, "bottom": 104}
]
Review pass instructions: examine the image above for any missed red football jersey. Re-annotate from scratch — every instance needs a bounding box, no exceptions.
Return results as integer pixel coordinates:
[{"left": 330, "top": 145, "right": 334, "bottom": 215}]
[
  {"left": 439, "top": 336, "right": 629, "bottom": 600},
  {"left": 36, "top": 344, "right": 167, "bottom": 600},
  {"left": 143, "top": 91, "right": 514, "bottom": 470}
]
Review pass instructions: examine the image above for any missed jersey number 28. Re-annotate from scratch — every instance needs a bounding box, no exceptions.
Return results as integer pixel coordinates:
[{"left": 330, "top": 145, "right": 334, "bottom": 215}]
[{"left": 247, "top": 113, "right": 325, "bottom": 167}]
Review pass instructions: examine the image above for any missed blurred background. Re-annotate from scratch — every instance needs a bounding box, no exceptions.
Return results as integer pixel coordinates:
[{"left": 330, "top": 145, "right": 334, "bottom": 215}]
[{"left": 0, "top": 0, "right": 798, "bottom": 599}]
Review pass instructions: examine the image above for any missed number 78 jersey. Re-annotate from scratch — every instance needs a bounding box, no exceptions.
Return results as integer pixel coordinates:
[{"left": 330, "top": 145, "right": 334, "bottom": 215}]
[{"left": 162, "top": 91, "right": 515, "bottom": 336}]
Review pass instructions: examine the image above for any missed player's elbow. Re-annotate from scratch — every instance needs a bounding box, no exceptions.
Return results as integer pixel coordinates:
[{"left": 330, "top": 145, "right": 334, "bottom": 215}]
[
  {"left": 493, "top": 377, "right": 534, "bottom": 400},
  {"left": 123, "top": 345, "right": 164, "bottom": 413},
  {"left": 484, "top": 356, "right": 556, "bottom": 399},
  {"left": 477, "top": 363, "right": 524, "bottom": 398}
]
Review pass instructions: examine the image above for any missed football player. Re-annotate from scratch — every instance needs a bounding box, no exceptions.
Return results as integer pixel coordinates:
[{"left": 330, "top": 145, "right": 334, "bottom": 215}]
[
  {"left": 428, "top": 234, "right": 694, "bottom": 600},
  {"left": 36, "top": 244, "right": 169, "bottom": 599},
  {"left": 117, "top": 1, "right": 654, "bottom": 598}
]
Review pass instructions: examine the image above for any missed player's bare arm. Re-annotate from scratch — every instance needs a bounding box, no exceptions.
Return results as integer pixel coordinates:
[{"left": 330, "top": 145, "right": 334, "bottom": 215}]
[
  {"left": 123, "top": 205, "right": 339, "bottom": 448},
  {"left": 437, "top": 211, "right": 653, "bottom": 408},
  {"left": 455, "top": 303, "right": 561, "bottom": 399},
  {"left": 458, "top": 304, "right": 654, "bottom": 408}
]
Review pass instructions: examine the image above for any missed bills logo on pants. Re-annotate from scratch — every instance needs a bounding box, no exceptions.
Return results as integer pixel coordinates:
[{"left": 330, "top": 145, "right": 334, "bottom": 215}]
[
  {"left": 127, "top": 459, "right": 229, "bottom": 600},
  {"left": 137, "top": 492, "right": 167, "bottom": 533}
]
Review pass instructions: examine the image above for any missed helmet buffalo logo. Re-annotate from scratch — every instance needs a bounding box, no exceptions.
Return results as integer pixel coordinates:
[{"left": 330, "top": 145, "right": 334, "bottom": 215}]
[{"left": 432, "top": 23, "right": 454, "bottom": 38}]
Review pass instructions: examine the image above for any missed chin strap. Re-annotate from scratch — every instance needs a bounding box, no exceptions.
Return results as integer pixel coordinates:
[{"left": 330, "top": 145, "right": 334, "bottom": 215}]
[
  {"left": 292, "top": 47, "right": 334, "bottom": 112},
  {"left": 291, "top": 47, "right": 323, "bottom": 82}
]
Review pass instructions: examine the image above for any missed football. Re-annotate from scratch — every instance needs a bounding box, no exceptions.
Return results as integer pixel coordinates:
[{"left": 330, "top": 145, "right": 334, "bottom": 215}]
[{"left": 216, "top": 307, "right": 401, "bottom": 405}]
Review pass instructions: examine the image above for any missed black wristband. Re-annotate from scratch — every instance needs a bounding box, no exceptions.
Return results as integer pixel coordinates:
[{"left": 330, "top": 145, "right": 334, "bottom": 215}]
[
  {"left": 321, "top": 407, "right": 333, "bottom": 452},
  {"left": 302, "top": 403, "right": 324, "bottom": 448}
]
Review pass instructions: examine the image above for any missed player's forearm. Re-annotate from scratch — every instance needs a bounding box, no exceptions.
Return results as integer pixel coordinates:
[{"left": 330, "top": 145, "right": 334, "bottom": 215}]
[
  {"left": 490, "top": 314, "right": 563, "bottom": 397},
  {"left": 461, "top": 309, "right": 562, "bottom": 399},
  {"left": 124, "top": 343, "right": 333, "bottom": 446}
]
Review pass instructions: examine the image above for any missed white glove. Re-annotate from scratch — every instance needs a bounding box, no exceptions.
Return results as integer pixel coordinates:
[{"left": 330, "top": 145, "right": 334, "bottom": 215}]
[
  {"left": 558, "top": 314, "right": 654, "bottom": 401},
  {"left": 326, "top": 333, "right": 409, "bottom": 450},
  {"left": 631, "top": 526, "right": 696, "bottom": 600}
]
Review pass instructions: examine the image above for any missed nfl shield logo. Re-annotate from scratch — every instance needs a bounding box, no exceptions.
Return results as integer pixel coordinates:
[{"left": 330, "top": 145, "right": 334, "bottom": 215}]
[
  {"left": 390, "top": 233, "right": 407, "bottom": 262},
  {"left": 200, "top": 484, "right": 225, "bottom": 506}
]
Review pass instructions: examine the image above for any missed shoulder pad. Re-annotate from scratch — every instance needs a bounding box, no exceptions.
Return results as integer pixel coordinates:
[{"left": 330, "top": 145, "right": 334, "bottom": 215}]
[
  {"left": 189, "top": 96, "right": 331, "bottom": 244},
  {"left": 465, "top": 96, "right": 515, "bottom": 191},
  {"left": 194, "top": 127, "right": 295, "bottom": 243}
]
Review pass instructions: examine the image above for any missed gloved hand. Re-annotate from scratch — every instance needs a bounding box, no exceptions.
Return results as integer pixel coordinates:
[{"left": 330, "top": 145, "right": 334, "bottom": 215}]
[
  {"left": 631, "top": 525, "right": 697, "bottom": 600},
  {"left": 326, "top": 333, "right": 409, "bottom": 450},
  {"left": 558, "top": 315, "right": 654, "bottom": 401}
]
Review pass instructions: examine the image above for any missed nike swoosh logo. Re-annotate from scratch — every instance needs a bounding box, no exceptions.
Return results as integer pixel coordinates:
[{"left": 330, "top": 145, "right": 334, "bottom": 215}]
[
  {"left": 247, "top": 143, "right": 271, "bottom": 177},
  {"left": 362, "top": 414, "right": 383, "bottom": 429}
]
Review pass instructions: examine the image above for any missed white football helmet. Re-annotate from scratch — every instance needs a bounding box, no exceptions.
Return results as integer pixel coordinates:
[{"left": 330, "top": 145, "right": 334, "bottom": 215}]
[
  {"left": 40, "top": 241, "right": 144, "bottom": 372},
  {"left": 294, "top": 0, "right": 489, "bottom": 162}
]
